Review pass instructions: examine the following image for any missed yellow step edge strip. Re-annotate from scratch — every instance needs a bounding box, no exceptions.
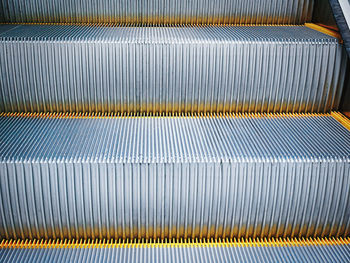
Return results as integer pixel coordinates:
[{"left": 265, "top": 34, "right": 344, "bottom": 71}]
[
  {"left": 0, "top": 237, "right": 349, "bottom": 249},
  {"left": 0, "top": 112, "right": 332, "bottom": 119},
  {"left": 0, "top": 22, "right": 303, "bottom": 27},
  {"left": 305, "top": 23, "right": 342, "bottom": 42},
  {"left": 331, "top": 112, "right": 350, "bottom": 131}
]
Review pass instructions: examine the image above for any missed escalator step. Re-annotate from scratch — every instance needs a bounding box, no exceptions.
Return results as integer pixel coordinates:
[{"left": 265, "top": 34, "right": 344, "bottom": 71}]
[
  {"left": 0, "top": 112, "right": 349, "bottom": 240},
  {"left": 0, "top": 25, "right": 347, "bottom": 114}
]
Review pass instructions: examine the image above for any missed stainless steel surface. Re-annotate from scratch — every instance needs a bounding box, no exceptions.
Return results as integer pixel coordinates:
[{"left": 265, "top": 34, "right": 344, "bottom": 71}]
[
  {"left": 0, "top": 0, "right": 313, "bottom": 25},
  {"left": 0, "top": 25, "right": 347, "bottom": 114},
  {"left": 0, "top": 114, "right": 349, "bottom": 240},
  {"left": 1, "top": 243, "right": 350, "bottom": 262}
]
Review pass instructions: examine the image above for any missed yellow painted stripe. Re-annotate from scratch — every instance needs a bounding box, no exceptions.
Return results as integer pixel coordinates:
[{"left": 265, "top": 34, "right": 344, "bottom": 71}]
[
  {"left": 0, "top": 112, "right": 332, "bottom": 119},
  {"left": 305, "top": 23, "right": 342, "bottom": 42},
  {"left": 0, "top": 237, "right": 349, "bottom": 249},
  {"left": 0, "top": 22, "right": 301, "bottom": 27},
  {"left": 332, "top": 111, "right": 350, "bottom": 131}
]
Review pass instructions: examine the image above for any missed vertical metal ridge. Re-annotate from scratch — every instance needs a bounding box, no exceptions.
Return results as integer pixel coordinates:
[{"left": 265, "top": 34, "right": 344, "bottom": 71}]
[
  {"left": 0, "top": 25, "right": 347, "bottom": 114},
  {"left": 0, "top": 114, "right": 349, "bottom": 240},
  {"left": 0, "top": 0, "right": 313, "bottom": 25}
]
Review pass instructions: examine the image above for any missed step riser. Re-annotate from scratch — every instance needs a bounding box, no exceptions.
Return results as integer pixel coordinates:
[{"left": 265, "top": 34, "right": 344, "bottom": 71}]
[
  {"left": 0, "top": 25, "right": 347, "bottom": 113},
  {"left": 0, "top": 0, "right": 313, "bottom": 25},
  {"left": 1, "top": 161, "right": 349, "bottom": 240}
]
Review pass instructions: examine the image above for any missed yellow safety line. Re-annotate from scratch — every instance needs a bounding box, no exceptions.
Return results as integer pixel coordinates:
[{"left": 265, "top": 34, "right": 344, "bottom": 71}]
[
  {"left": 305, "top": 23, "right": 342, "bottom": 42},
  {"left": 0, "top": 112, "right": 332, "bottom": 119},
  {"left": 0, "top": 22, "right": 301, "bottom": 27},
  {"left": 332, "top": 111, "right": 350, "bottom": 131},
  {"left": 315, "top": 23, "right": 339, "bottom": 32},
  {"left": 0, "top": 237, "right": 349, "bottom": 249}
]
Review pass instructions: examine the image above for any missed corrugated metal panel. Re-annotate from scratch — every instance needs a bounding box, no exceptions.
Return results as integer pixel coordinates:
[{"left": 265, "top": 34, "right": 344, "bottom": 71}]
[
  {"left": 0, "top": 25, "right": 347, "bottom": 114},
  {"left": 0, "top": 0, "right": 313, "bottom": 25},
  {"left": 0, "top": 113, "right": 349, "bottom": 240},
  {"left": 0, "top": 238, "right": 349, "bottom": 262}
]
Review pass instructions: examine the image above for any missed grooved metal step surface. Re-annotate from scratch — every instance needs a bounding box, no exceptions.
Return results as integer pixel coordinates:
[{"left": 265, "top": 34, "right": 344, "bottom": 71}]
[
  {"left": 0, "top": 238, "right": 349, "bottom": 262},
  {"left": 0, "top": 25, "right": 347, "bottom": 114},
  {"left": 0, "top": 0, "right": 313, "bottom": 25},
  {"left": 0, "top": 113, "right": 349, "bottom": 240}
]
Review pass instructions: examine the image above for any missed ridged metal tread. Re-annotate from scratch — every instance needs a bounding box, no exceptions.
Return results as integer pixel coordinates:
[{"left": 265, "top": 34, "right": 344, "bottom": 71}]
[
  {"left": 0, "top": 238, "right": 349, "bottom": 262},
  {"left": 0, "top": 25, "right": 347, "bottom": 114},
  {"left": 0, "top": 113, "right": 349, "bottom": 240},
  {"left": 1, "top": 112, "right": 350, "bottom": 162},
  {"left": 0, "top": 0, "right": 313, "bottom": 25}
]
